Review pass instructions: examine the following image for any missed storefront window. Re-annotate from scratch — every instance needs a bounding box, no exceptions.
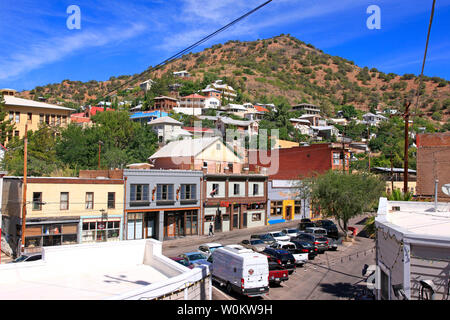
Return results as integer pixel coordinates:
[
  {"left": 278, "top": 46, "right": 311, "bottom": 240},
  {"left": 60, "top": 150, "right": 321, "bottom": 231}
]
[
  {"left": 271, "top": 201, "right": 283, "bottom": 216},
  {"left": 82, "top": 220, "right": 120, "bottom": 243}
]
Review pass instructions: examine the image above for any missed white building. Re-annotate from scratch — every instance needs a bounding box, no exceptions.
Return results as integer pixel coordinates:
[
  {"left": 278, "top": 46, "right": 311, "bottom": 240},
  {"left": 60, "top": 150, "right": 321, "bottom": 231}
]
[
  {"left": 147, "top": 116, "right": 192, "bottom": 144},
  {"left": 204, "top": 80, "right": 237, "bottom": 102},
  {"left": 0, "top": 239, "right": 211, "bottom": 300},
  {"left": 375, "top": 198, "right": 450, "bottom": 300},
  {"left": 173, "top": 70, "right": 191, "bottom": 78},
  {"left": 362, "top": 112, "right": 388, "bottom": 126},
  {"left": 140, "top": 79, "right": 154, "bottom": 92}
]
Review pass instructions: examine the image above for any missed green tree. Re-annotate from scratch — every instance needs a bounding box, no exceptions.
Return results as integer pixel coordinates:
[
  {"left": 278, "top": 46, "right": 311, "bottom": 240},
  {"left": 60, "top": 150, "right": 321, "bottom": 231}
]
[{"left": 304, "top": 170, "right": 385, "bottom": 236}]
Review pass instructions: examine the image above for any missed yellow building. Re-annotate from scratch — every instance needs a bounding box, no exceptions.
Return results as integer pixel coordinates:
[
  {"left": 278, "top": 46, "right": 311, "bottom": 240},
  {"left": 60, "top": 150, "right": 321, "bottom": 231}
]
[
  {"left": 1, "top": 176, "right": 124, "bottom": 253},
  {"left": 1, "top": 89, "right": 74, "bottom": 141}
]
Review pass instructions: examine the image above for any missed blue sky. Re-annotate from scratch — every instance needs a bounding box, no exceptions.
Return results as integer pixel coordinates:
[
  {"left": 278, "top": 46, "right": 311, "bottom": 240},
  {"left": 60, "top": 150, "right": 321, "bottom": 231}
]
[{"left": 1, "top": 0, "right": 450, "bottom": 91}]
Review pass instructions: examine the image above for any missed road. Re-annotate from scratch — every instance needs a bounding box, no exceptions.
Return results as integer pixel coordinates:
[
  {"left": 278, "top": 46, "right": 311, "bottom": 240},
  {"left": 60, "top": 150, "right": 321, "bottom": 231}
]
[{"left": 161, "top": 215, "right": 375, "bottom": 300}]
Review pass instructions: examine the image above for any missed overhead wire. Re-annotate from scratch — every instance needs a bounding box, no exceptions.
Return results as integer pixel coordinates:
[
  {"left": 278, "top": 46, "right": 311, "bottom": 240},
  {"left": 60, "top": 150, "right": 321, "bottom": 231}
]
[{"left": 102, "top": 0, "right": 273, "bottom": 98}]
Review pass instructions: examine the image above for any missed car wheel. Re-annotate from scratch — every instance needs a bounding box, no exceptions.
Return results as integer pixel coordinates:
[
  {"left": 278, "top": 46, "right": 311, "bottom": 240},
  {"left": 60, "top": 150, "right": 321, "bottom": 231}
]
[{"left": 226, "top": 282, "right": 233, "bottom": 294}]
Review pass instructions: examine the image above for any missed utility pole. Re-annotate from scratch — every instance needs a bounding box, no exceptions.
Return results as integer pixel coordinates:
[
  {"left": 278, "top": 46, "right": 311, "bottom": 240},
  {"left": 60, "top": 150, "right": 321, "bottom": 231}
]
[
  {"left": 20, "top": 124, "right": 28, "bottom": 254},
  {"left": 367, "top": 125, "right": 371, "bottom": 172},
  {"left": 403, "top": 101, "right": 411, "bottom": 193},
  {"left": 98, "top": 140, "right": 104, "bottom": 170}
]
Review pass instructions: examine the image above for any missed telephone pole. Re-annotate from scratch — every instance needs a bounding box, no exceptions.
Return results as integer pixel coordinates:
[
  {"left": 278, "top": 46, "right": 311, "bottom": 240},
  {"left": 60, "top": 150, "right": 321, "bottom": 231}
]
[
  {"left": 20, "top": 124, "right": 28, "bottom": 254},
  {"left": 403, "top": 101, "right": 411, "bottom": 193}
]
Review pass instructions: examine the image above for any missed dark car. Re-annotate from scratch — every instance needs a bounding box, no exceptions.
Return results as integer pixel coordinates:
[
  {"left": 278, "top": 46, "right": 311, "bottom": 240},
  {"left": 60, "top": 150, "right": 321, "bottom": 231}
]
[
  {"left": 12, "top": 253, "right": 42, "bottom": 263},
  {"left": 170, "top": 257, "right": 195, "bottom": 269},
  {"left": 298, "top": 222, "right": 317, "bottom": 231},
  {"left": 250, "top": 233, "right": 275, "bottom": 244},
  {"left": 295, "top": 233, "right": 328, "bottom": 253},
  {"left": 291, "top": 240, "right": 318, "bottom": 260},
  {"left": 262, "top": 247, "right": 296, "bottom": 274},
  {"left": 315, "top": 219, "right": 339, "bottom": 239},
  {"left": 300, "top": 218, "right": 312, "bottom": 223}
]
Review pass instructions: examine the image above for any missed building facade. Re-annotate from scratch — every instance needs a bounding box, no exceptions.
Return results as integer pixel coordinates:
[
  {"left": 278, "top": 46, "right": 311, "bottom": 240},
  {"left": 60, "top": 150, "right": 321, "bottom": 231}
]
[
  {"left": 203, "top": 174, "right": 267, "bottom": 234},
  {"left": 123, "top": 169, "right": 203, "bottom": 240},
  {"left": 1, "top": 175, "right": 124, "bottom": 255},
  {"left": 2, "top": 89, "right": 73, "bottom": 141}
]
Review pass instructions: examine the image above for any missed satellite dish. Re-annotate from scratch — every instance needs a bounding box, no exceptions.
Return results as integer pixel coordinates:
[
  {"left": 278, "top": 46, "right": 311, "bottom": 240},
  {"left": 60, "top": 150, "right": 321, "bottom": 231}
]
[{"left": 442, "top": 183, "right": 450, "bottom": 196}]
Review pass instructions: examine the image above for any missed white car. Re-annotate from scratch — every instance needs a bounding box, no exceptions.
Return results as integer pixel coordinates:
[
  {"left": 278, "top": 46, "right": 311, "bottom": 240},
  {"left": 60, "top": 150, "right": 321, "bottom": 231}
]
[
  {"left": 269, "top": 231, "right": 290, "bottom": 242},
  {"left": 270, "top": 241, "right": 308, "bottom": 266},
  {"left": 304, "top": 227, "right": 328, "bottom": 236},
  {"left": 198, "top": 243, "right": 224, "bottom": 258},
  {"left": 281, "top": 228, "right": 300, "bottom": 239}
]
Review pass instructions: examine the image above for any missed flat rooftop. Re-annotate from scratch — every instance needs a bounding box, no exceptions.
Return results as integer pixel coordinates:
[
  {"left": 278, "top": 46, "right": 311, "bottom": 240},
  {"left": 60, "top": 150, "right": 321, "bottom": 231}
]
[
  {"left": 376, "top": 199, "right": 450, "bottom": 243},
  {"left": 0, "top": 264, "right": 168, "bottom": 300},
  {"left": 0, "top": 240, "right": 185, "bottom": 300}
]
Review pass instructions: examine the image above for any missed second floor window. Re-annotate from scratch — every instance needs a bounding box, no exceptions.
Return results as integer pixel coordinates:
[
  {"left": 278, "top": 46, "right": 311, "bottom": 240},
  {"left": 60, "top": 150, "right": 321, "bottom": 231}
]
[
  {"left": 108, "top": 192, "right": 115, "bottom": 209},
  {"left": 211, "top": 183, "right": 219, "bottom": 197},
  {"left": 85, "top": 192, "right": 94, "bottom": 209},
  {"left": 157, "top": 184, "right": 174, "bottom": 201},
  {"left": 253, "top": 184, "right": 259, "bottom": 195},
  {"left": 233, "top": 183, "right": 240, "bottom": 195},
  {"left": 60, "top": 192, "right": 69, "bottom": 210},
  {"left": 32, "top": 192, "right": 42, "bottom": 211},
  {"left": 130, "top": 184, "right": 149, "bottom": 202},
  {"left": 181, "top": 184, "right": 196, "bottom": 200}
]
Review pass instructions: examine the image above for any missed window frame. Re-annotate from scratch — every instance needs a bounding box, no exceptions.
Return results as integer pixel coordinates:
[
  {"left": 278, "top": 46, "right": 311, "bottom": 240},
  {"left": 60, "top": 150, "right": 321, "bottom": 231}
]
[
  {"left": 85, "top": 192, "right": 94, "bottom": 210},
  {"left": 60, "top": 192, "right": 69, "bottom": 210}
]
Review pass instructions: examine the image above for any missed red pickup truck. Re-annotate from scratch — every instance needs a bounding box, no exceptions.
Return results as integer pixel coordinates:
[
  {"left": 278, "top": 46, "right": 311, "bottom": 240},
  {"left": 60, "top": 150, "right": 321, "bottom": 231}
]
[{"left": 268, "top": 261, "right": 289, "bottom": 286}]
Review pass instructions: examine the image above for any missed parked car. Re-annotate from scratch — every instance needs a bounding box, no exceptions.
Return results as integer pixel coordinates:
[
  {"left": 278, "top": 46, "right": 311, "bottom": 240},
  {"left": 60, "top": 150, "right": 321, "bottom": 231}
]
[
  {"left": 298, "top": 222, "right": 317, "bottom": 231},
  {"left": 250, "top": 233, "right": 275, "bottom": 244},
  {"left": 269, "top": 241, "right": 308, "bottom": 266},
  {"left": 295, "top": 233, "right": 329, "bottom": 253},
  {"left": 198, "top": 243, "right": 224, "bottom": 257},
  {"left": 268, "top": 231, "right": 290, "bottom": 242},
  {"left": 240, "top": 239, "right": 267, "bottom": 252},
  {"left": 178, "top": 252, "right": 208, "bottom": 265},
  {"left": 11, "top": 253, "right": 42, "bottom": 263},
  {"left": 281, "top": 228, "right": 301, "bottom": 239},
  {"left": 268, "top": 261, "right": 289, "bottom": 286},
  {"left": 315, "top": 220, "right": 339, "bottom": 239},
  {"left": 300, "top": 218, "right": 312, "bottom": 223},
  {"left": 211, "top": 245, "right": 269, "bottom": 297},
  {"left": 326, "top": 237, "right": 338, "bottom": 251},
  {"left": 170, "top": 257, "right": 195, "bottom": 269},
  {"left": 291, "top": 240, "right": 318, "bottom": 260},
  {"left": 304, "top": 227, "right": 328, "bottom": 236},
  {"left": 262, "top": 247, "right": 296, "bottom": 274}
]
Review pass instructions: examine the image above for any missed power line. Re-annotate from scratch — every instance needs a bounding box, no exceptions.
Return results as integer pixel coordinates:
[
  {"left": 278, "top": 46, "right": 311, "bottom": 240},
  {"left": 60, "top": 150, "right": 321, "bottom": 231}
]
[
  {"left": 412, "top": 0, "right": 436, "bottom": 118},
  {"left": 103, "top": 0, "right": 273, "bottom": 98}
]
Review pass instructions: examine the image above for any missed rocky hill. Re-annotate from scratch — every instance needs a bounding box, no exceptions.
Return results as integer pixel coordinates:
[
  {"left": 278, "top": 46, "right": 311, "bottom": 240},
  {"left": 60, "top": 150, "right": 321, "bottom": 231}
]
[{"left": 17, "top": 34, "right": 450, "bottom": 121}]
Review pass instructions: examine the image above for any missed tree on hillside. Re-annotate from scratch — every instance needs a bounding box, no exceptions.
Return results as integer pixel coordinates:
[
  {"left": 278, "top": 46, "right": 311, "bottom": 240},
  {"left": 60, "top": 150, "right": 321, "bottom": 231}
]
[
  {"left": 0, "top": 93, "right": 15, "bottom": 146},
  {"left": 2, "top": 125, "right": 61, "bottom": 176},
  {"left": 301, "top": 170, "right": 385, "bottom": 237}
]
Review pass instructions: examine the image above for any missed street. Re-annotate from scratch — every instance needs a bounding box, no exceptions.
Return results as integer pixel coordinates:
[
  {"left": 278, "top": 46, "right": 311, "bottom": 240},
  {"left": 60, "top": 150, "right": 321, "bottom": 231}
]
[{"left": 162, "top": 216, "right": 375, "bottom": 300}]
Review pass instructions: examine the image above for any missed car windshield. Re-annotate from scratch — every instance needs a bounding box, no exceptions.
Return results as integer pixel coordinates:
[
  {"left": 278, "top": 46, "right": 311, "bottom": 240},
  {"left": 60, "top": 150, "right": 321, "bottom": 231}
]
[
  {"left": 187, "top": 253, "right": 206, "bottom": 261},
  {"left": 315, "top": 229, "right": 327, "bottom": 234},
  {"left": 321, "top": 220, "right": 334, "bottom": 226},
  {"left": 178, "top": 259, "right": 190, "bottom": 266},
  {"left": 282, "top": 245, "right": 296, "bottom": 250},
  {"left": 261, "top": 234, "right": 274, "bottom": 239},
  {"left": 209, "top": 246, "right": 223, "bottom": 252},
  {"left": 13, "top": 255, "right": 29, "bottom": 262},
  {"left": 286, "top": 229, "right": 297, "bottom": 234},
  {"left": 271, "top": 232, "right": 284, "bottom": 237},
  {"left": 250, "top": 239, "right": 264, "bottom": 245}
]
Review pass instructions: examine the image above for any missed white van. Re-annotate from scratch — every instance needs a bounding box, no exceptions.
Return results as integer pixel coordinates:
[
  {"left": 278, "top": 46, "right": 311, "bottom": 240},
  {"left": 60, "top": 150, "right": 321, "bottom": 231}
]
[{"left": 211, "top": 244, "right": 269, "bottom": 297}]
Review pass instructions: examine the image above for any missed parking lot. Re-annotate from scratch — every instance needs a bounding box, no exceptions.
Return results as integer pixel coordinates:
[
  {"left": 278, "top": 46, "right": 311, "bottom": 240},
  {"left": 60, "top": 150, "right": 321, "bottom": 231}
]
[{"left": 162, "top": 216, "right": 375, "bottom": 300}]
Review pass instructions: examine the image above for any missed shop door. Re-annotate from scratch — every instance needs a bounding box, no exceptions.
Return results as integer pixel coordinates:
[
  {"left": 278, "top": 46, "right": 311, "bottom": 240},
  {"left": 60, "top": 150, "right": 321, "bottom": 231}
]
[
  {"left": 214, "top": 209, "right": 222, "bottom": 232},
  {"left": 166, "top": 215, "right": 176, "bottom": 237},
  {"left": 285, "top": 206, "right": 292, "bottom": 220},
  {"left": 145, "top": 215, "right": 155, "bottom": 239},
  {"left": 242, "top": 210, "right": 248, "bottom": 228}
]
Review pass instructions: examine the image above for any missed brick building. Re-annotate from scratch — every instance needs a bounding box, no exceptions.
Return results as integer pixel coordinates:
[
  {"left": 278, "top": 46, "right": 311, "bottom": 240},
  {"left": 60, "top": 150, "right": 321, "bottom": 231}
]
[
  {"left": 248, "top": 143, "right": 350, "bottom": 224},
  {"left": 416, "top": 133, "right": 450, "bottom": 201}
]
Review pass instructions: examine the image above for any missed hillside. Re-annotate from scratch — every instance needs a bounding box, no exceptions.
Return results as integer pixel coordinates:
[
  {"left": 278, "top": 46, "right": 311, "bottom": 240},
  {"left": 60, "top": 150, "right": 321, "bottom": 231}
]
[{"left": 17, "top": 34, "right": 450, "bottom": 122}]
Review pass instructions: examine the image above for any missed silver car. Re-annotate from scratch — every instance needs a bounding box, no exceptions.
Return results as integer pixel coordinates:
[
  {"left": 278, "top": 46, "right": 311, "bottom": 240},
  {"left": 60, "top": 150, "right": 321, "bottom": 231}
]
[{"left": 240, "top": 239, "right": 267, "bottom": 252}]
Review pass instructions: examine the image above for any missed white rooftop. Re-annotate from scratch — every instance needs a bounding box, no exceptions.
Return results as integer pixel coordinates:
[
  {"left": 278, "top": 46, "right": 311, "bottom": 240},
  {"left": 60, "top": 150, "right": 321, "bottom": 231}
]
[
  {"left": 148, "top": 116, "right": 182, "bottom": 126},
  {"left": 0, "top": 239, "right": 193, "bottom": 300},
  {"left": 149, "top": 136, "right": 221, "bottom": 159},
  {"left": 376, "top": 198, "right": 450, "bottom": 245},
  {"left": 3, "top": 95, "right": 74, "bottom": 111}
]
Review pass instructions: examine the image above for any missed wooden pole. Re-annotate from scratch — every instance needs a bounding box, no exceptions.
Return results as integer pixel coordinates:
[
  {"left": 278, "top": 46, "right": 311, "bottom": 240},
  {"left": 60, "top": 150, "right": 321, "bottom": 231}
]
[
  {"left": 20, "top": 124, "right": 28, "bottom": 254},
  {"left": 404, "top": 101, "right": 411, "bottom": 193}
]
